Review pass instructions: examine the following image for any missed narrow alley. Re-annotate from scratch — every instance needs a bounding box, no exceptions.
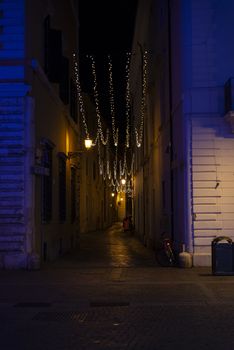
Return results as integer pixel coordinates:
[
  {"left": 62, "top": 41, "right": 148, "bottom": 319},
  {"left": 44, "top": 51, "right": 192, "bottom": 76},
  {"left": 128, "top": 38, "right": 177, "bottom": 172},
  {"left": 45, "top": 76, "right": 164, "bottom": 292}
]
[
  {"left": 51, "top": 222, "right": 157, "bottom": 268},
  {"left": 1, "top": 0, "right": 234, "bottom": 348},
  {"left": 1, "top": 223, "right": 234, "bottom": 349}
]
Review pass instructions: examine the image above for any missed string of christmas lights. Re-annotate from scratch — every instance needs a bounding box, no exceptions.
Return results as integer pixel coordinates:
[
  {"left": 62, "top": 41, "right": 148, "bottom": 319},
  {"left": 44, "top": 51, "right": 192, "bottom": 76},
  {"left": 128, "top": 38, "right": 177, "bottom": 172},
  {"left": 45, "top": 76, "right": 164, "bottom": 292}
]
[
  {"left": 119, "top": 151, "right": 134, "bottom": 181},
  {"left": 128, "top": 153, "right": 135, "bottom": 176},
  {"left": 72, "top": 51, "right": 143, "bottom": 195},
  {"left": 97, "top": 135, "right": 103, "bottom": 176},
  {"left": 135, "top": 50, "right": 148, "bottom": 148},
  {"left": 125, "top": 52, "right": 131, "bottom": 148},
  {"left": 89, "top": 55, "right": 109, "bottom": 146},
  {"left": 108, "top": 55, "right": 118, "bottom": 147},
  {"left": 73, "top": 53, "right": 90, "bottom": 140},
  {"left": 106, "top": 141, "right": 112, "bottom": 180},
  {"left": 113, "top": 147, "right": 118, "bottom": 180}
]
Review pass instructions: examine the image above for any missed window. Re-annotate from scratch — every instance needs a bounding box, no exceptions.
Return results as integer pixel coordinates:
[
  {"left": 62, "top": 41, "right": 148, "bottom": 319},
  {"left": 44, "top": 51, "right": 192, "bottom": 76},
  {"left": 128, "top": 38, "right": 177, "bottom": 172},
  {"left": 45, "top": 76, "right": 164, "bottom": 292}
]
[
  {"left": 44, "top": 16, "right": 70, "bottom": 106},
  {"left": 69, "top": 79, "right": 78, "bottom": 123},
  {"left": 44, "top": 15, "right": 62, "bottom": 83},
  {"left": 71, "top": 167, "right": 76, "bottom": 223},
  {"left": 58, "top": 154, "right": 66, "bottom": 221},
  {"left": 59, "top": 56, "right": 69, "bottom": 105},
  {"left": 42, "top": 143, "right": 53, "bottom": 222}
]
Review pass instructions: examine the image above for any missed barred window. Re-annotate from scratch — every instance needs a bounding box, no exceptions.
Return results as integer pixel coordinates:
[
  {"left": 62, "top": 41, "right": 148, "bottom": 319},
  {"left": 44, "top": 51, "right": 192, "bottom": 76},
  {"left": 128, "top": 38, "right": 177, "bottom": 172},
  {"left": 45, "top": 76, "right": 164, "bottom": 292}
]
[
  {"left": 42, "top": 144, "right": 53, "bottom": 222},
  {"left": 71, "top": 167, "right": 76, "bottom": 223},
  {"left": 58, "top": 155, "right": 66, "bottom": 221}
]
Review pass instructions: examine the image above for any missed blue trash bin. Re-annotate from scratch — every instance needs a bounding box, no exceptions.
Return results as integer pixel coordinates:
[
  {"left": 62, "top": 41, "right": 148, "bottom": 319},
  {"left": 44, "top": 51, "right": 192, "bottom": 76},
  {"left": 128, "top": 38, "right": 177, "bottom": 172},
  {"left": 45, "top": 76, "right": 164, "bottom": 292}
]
[{"left": 212, "top": 236, "right": 234, "bottom": 275}]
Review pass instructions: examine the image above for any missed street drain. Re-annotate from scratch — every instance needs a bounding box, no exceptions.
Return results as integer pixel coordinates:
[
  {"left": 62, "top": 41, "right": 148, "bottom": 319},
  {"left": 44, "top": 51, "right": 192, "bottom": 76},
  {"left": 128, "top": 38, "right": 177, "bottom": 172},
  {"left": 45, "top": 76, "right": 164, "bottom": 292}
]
[
  {"left": 33, "top": 311, "right": 87, "bottom": 322},
  {"left": 90, "top": 301, "right": 130, "bottom": 307},
  {"left": 14, "top": 302, "right": 51, "bottom": 308}
]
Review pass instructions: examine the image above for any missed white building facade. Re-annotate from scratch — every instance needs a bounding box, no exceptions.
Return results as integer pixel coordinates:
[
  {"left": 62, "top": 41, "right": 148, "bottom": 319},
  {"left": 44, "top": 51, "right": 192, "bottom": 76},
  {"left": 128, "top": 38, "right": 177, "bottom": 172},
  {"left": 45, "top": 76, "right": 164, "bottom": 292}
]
[{"left": 131, "top": 0, "right": 234, "bottom": 266}]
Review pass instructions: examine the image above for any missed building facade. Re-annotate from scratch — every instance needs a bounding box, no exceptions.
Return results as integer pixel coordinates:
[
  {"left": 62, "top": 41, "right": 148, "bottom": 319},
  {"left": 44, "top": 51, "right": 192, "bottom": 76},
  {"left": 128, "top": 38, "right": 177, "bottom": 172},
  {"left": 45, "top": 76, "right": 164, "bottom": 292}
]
[
  {"left": 79, "top": 95, "right": 115, "bottom": 234},
  {"left": 0, "top": 0, "right": 80, "bottom": 268},
  {"left": 131, "top": 0, "right": 234, "bottom": 266}
]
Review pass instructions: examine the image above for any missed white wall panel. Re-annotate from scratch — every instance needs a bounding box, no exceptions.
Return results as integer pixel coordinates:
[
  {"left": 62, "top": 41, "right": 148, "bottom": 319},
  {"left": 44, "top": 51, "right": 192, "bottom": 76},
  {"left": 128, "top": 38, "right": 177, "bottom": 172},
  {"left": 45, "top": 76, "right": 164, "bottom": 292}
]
[{"left": 191, "top": 112, "right": 234, "bottom": 259}]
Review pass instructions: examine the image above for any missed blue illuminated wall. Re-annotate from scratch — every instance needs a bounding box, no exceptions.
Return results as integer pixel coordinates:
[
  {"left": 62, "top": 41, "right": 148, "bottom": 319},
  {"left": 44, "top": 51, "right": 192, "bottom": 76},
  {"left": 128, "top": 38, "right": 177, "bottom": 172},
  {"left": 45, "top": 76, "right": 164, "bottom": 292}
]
[
  {"left": 171, "top": 0, "right": 234, "bottom": 266},
  {"left": 0, "top": 0, "right": 30, "bottom": 268},
  {"left": 178, "top": 0, "right": 234, "bottom": 92},
  {"left": 215, "top": 0, "right": 234, "bottom": 84},
  {"left": 0, "top": 0, "right": 25, "bottom": 76}
]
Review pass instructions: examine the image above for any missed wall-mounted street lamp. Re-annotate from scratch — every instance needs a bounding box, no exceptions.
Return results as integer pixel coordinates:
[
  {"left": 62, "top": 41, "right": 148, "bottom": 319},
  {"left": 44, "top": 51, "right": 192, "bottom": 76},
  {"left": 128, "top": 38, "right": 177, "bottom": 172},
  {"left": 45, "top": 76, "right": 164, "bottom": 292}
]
[
  {"left": 84, "top": 138, "right": 93, "bottom": 149},
  {"left": 121, "top": 178, "right": 126, "bottom": 185},
  {"left": 111, "top": 192, "right": 115, "bottom": 197},
  {"left": 68, "top": 138, "right": 93, "bottom": 159}
]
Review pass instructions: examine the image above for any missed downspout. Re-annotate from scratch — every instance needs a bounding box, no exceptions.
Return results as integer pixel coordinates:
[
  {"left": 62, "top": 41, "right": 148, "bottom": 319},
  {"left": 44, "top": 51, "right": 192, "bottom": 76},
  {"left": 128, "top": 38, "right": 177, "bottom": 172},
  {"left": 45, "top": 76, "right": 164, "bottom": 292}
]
[
  {"left": 168, "top": 0, "right": 174, "bottom": 241},
  {"left": 185, "top": 112, "right": 193, "bottom": 253}
]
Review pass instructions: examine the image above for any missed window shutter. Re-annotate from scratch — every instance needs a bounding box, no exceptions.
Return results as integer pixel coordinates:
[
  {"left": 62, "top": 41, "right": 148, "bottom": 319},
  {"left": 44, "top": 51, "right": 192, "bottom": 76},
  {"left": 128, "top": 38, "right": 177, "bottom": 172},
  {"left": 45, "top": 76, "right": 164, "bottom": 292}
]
[
  {"left": 59, "top": 56, "right": 70, "bottom": 105},
  {"left": 44, "top": 16, "right": 62, "bottom": 83}
]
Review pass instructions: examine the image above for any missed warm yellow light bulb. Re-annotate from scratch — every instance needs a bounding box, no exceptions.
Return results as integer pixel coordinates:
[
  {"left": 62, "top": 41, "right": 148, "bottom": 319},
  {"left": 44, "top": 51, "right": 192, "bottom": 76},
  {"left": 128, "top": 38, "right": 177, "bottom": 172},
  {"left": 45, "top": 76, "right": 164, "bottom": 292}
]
[
  {"left": 85, "top": 139, "right": 92, "bottom": 149},
  {"left": 121, "top": 178, "right": 126, "bottom": 185}
]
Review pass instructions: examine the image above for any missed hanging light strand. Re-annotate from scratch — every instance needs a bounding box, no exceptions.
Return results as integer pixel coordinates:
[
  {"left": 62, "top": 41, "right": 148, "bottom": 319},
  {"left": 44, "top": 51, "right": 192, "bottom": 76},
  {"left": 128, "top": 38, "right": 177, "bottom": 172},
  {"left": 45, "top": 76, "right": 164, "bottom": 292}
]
[
  {"left": 135, "top": 50, "right": 148, "bottom": 148},
  {"left": 119, "top": 149, "right": 126, "bottom": 177},
  {"left": 89, "top": 55, "right": 109, "bottom": 145},
  {"left": 108, "top": 55, "right": 118, "bottom": 147},
  {"left": 106, "top": 140, "right": 112, "bottom": 179},
  {"left": 125, "top": 52, "right": 131, "bottom": 148},
  {"left": 73, "top": 53, "right": 90, "bottom": 140},
  {"left": 125, "top": 153, "right": 135, "bottom": 176},
  {"left": 113, "top": 146, "right": 118, "bottom": 180},
  {"left": 97, "top": 135, "right": 103, "bottom": 176},
  {"left": 128, "top": 153, "right": 135, "bottom": 176}
]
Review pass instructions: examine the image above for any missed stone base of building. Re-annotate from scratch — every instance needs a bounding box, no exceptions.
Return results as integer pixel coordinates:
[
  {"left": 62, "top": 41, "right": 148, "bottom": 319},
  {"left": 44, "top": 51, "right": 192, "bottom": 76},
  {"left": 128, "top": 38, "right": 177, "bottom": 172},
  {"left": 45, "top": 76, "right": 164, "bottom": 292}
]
[
  {"left": 0, "top": 253, "right": 40, "bottom": 270},
  {"left": 192, "top": 253, "right": 211, "bottom": 267}
]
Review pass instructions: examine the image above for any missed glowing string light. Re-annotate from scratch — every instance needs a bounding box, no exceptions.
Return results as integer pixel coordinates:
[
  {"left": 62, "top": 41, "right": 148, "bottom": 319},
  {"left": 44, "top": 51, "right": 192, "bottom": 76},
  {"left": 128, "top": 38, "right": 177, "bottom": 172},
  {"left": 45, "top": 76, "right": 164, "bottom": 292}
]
[
  {"left": 108, "top": 55, "right": 118, "bottom": 147},
  {"left": 106, "top": 141, "right": 112, "bottom": 179},
  {"left": 135, "top": 50, "right": 148, "bottom": 148},
  {"left": 113, "top": 147, "right": 118, "bottom": 180},
  {"left": 73, "top": 53, "right": 90, "bottom": 140},
  {"left": 97, "top": 135, "right": 103, "bottom": 176},
  {"left": 125, "top": 52, "right": 131, "bottom": 148},
  {"left": 89, "top": 55, "right": 109, "bottom": 146},
  {"left": 128, "top": 153, "right": 135, "bottom": 176}
]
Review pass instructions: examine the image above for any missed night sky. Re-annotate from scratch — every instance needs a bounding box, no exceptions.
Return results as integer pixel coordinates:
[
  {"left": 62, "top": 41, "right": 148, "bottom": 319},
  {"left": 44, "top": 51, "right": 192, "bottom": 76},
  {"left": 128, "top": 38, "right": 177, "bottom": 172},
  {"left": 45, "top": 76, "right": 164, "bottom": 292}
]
[{"left": 78, "top": 0, "right": 138, "bottom": 139}]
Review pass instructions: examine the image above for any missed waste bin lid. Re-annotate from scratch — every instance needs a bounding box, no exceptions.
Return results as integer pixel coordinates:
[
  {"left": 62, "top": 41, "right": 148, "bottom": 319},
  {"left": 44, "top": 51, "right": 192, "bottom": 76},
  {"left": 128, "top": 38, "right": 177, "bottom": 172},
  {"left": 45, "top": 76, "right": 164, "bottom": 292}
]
[{"left": 212, "top": 236, "right": 232, "bottom": 245}]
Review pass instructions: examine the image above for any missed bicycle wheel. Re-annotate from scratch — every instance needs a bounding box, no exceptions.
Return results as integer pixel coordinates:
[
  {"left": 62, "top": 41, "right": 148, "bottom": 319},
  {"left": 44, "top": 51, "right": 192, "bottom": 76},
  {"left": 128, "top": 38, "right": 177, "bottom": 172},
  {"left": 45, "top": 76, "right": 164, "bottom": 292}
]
[{"left": 155, "top": 249, "right": 175, "bottom": 267}]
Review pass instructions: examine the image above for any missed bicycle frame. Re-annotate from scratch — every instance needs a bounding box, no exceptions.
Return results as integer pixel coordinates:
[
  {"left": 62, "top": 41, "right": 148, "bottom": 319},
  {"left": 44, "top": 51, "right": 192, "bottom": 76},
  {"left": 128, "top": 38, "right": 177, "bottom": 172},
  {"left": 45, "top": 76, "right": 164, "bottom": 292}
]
[
  {"left": 163, "top": 238, "right": 175, "bottom": 264},
  {"left": 155, "top": 236, "right": 176, "bottom": 267}
]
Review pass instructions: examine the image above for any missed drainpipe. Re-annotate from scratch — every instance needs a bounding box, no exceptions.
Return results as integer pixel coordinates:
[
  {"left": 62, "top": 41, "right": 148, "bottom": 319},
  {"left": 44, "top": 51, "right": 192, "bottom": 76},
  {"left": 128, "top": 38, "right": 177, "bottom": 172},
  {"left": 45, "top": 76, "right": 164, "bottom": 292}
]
[
  {"left": 185, "top": 112, "right": 193, "bottom": 253},
  {"left": 168, "top": 0, "right": 174, "bottom": 241}
]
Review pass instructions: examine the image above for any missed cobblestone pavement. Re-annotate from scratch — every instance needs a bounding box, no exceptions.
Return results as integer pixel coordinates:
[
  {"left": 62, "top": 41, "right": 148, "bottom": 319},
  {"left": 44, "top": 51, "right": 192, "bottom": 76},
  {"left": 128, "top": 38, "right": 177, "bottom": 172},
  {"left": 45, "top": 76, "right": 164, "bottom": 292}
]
[{"left": 1, "top": 223, "right": 234, "bottom": 349}]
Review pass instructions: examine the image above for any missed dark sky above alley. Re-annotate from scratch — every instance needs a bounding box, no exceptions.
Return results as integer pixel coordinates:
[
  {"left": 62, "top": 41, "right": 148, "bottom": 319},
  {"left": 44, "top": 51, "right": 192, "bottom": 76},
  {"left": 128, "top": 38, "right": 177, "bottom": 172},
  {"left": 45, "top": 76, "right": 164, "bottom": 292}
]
[
  {"left": 78, "top": 0, "right": 138, "bottom": 134},
  {"left": 79, "top": 0, "right": 138, "bottom": 54}
]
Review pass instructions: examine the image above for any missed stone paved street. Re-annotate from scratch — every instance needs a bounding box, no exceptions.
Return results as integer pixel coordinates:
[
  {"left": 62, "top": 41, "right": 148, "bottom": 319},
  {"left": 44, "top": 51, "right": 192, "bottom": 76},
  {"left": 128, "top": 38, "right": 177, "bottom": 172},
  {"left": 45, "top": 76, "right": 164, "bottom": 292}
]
[{"left": 1, "top": 223, "right": 234, "bottom": 349}]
